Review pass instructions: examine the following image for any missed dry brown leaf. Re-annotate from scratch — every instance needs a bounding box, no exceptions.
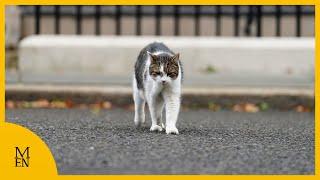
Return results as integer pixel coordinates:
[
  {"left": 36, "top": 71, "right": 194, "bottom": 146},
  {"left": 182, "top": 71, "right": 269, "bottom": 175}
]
[
  {"left": 50, "top": 101, "right": 67, "bottom": 108},
  {"left": 232, "top": 104, "right": 243, "bottom": 112},
  {"left": 244, "top": 103, "right": 259, "bottom": 113},
  {"left": 6, "top": 101, "right": 15, "bottom": 109},
  {"left": 31, "top": 99, "right": 50, "bottom": 108},
  {"left": 65, "top": 99, "right": 73, "bottom": 108},
  {"left": 102, "top": 101, "right": 112, "bottom": 109},
  {"left": 233, "top": 103, "right": 259, "bottom": 113},
  {"left": 295, "top": 105, "right": 311, "bottom": 112},
  {"left": 77, "top": 104, "right": 88, "bottom": 109}
]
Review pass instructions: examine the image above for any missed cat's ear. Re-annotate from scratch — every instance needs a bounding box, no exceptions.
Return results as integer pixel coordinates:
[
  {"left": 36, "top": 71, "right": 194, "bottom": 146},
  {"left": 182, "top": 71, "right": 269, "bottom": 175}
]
[
  {"left": 171, "top": 53, "right": 180, "bottom": 62},
  {"left": 147, "top": 51, "right": 157, "bottom": 63}
]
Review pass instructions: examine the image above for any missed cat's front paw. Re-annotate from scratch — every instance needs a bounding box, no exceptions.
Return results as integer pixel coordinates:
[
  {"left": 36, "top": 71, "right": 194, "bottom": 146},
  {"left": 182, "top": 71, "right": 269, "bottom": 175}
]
[
  {"left": 150, "top": 125, "right": 163, "bottom": 132},
  {"left": 166, "top": 126, "right": 179, "bottom": 135}
]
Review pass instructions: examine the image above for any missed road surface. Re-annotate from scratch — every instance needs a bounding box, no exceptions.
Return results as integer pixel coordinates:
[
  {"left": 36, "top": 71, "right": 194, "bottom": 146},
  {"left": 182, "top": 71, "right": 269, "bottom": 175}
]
[{"left": 6, "top": 108, "right": 314, "bottom": 174}]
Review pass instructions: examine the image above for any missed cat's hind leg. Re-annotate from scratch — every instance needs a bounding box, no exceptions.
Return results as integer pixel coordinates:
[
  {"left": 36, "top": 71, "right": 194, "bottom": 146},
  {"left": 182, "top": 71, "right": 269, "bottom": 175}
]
[{"left": 133, "top": 81, "right": 145, "bottom": 127}]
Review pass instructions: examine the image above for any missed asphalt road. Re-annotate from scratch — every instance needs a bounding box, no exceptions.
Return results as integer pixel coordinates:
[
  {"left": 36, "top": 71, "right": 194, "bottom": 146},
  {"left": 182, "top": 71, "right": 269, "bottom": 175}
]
[{"left": 6, "top": 109, "right": 314, "bottom": 175}]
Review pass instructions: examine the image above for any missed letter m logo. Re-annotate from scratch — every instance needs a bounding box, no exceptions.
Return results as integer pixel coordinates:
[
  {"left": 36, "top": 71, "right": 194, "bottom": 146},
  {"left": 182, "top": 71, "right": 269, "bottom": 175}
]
[{"left": 15, "top": 147, "right": 30, "bottom": 167}]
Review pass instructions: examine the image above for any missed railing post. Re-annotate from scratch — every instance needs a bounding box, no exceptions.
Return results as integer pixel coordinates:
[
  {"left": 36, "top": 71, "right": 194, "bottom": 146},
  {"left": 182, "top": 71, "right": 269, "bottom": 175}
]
[
  {"left": 115, "top": 5, "right": 121, "bottom": 35},
  {"left": 215, "top": 5, "right": 221, "bottom": 36},
  {"left": 245, "top": 6, "right": 254, "bottom": 36},
  {"left": 155, "top": 6, "right": 161, "bottom": 36},
  {"left": 296, "top": 5, "right": 301, "bottom": 37},
  {"left": 76, "top": 6, "right": 82, "bottom": 35},
  {"left": 174, "top": 6, "right": 180, "bottom": 36},
  {"left": 256, "top": 5, "right": 262, "bottom": 37},
  {"left": 95, "top": 5, "right": 101, "bottom": 35},
  {"left": 54, "top": 5, "right": 60, "bottom": 34},
  {"left": 194, "top": 5, "right": 200, "bottom": 36},
  {"left": 136, "top": 5, "right": 141, "bottom": 36},
  {"left": 275, "top": 5, "right": 281, "bottom": 37},
  {"left": 234, "top": 5, "right": 239, "bottom": 36},
  {"left": 34, "top": 5, "right": 41, "bottom": 34}
]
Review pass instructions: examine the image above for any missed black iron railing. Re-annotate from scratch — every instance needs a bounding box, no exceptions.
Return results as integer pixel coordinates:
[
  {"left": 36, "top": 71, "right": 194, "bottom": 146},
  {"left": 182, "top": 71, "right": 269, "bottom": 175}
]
[{"left": 21, "top": 5, "right": 314, "bottom": 37}]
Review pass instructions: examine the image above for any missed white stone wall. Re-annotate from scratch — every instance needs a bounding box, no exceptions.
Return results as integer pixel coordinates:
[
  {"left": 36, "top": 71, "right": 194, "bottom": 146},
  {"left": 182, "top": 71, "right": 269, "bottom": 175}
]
[{"left": 18, "top": 36, "right": 314, "bottom": 85}]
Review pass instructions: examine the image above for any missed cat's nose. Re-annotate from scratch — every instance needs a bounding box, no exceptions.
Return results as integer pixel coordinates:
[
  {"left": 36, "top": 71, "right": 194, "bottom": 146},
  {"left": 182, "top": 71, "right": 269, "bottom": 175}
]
[{"left": 162, "top": 80, "right": 167, "bottom": 85}]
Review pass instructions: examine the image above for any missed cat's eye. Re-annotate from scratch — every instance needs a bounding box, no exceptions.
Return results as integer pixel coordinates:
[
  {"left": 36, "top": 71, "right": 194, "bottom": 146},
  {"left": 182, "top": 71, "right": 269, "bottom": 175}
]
[
  {"left": 168, "top": 73, "right": 176, "bottom": 78},
  {"left": 152, "top": 72, "right": 162, "bottom": 76}
]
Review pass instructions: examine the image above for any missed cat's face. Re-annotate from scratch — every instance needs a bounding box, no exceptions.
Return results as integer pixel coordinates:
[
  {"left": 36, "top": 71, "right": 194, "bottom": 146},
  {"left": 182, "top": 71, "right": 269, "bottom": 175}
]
[{"left": 148, "top": 53, "right": 180, "bottom": 85}]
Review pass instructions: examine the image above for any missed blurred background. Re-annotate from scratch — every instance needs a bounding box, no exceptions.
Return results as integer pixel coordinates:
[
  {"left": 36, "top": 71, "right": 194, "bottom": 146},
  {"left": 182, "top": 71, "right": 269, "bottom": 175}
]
[
  {"left": 5, "top": 5, "right": 315, "bottom": 111},
  {"left": 4, "top": 5, "right": 315, "bottom": 174}
]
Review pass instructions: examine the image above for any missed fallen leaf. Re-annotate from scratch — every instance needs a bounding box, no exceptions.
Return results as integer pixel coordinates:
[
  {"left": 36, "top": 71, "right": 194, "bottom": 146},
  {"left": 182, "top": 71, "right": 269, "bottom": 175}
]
[
  {"left": 295, "top": 105, "right": 311, "bottom": 112},
  {"left": 50, "top": 100, "right": 67, "bottom": 108},
  {"left": 233, "top": 103, "right": 259, "bottom": 113},
  {"left": 244, "top": 103, "right": 259, "bottom": 113},
  {"left": 102, "top": 101, "right": 112, "bottom": 109},
  {"left": 232, "top": 104, "right": 243, "bottom": 112},
  {"left": 65, "top": 99, "right": 73, "bottom": 108},
  {"left": 77, "top": 104, "right": 88, "bottom": 109},
  {"left": 6, "top": 101, "right": 15, "bottom": 109},
  {"left": 31, "top": 99, "right": 49, "bottom": 108}
]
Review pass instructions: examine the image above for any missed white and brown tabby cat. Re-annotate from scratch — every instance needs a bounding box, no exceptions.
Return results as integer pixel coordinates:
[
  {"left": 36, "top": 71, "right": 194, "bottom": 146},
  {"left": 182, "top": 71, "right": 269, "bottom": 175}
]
[{"left": 133, "top": 42, "right": 183, "bottom": 134}]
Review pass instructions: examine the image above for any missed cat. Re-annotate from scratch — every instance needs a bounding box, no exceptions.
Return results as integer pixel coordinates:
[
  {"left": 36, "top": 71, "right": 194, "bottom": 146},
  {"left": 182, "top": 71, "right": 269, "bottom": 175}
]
[{"left": 133, "top": 42, "right": 183, "bottom": 135}]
